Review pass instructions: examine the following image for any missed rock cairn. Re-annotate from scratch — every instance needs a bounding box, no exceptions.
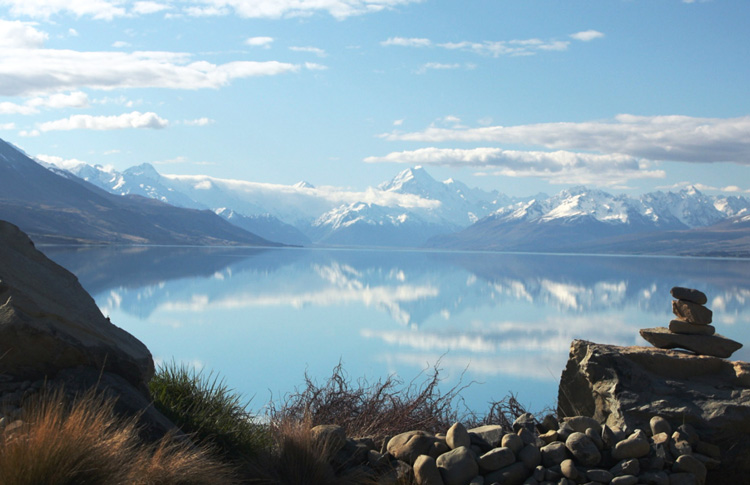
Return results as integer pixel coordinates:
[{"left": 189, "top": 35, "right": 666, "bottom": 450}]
[
  {"left": 639, "top": 286, "right": 742, "bottom": 359},
  {"left": 315, "top": 412, "right": 720, "bottom": 485}
]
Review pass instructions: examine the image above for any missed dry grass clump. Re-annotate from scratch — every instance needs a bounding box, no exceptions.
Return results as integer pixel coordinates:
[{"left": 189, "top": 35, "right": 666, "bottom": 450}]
[
  {"left": 0, "top": 388, "right": 238, "bottom": 485},
  {"left": 268, "top": 361, "right": 477, "bottom": 443}
]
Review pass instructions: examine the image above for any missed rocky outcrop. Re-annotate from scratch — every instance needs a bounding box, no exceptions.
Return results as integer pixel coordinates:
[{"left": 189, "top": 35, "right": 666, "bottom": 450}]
[
  {"left": 0, "top": 220, "right": 153, "bottom": 390},
  {"left": 558, "top": 339, "right": 750, "bottom": 482}
]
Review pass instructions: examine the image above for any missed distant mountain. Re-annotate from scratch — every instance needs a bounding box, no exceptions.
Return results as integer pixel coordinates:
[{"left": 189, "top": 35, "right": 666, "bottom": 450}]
[
  {"left": 428, "top": 185, "right": 750, "bottom": 256},
  {"left": 215, "top": 208, "right": 311, "bottom": 246},
  {"left": 0, "top": 139, "right": 278, "bottom": 246}
]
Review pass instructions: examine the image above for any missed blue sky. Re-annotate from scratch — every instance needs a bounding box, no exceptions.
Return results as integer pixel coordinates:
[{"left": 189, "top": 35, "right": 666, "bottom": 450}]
[{"left": 0, "top": 0, "right": 748, "bottom": 197}]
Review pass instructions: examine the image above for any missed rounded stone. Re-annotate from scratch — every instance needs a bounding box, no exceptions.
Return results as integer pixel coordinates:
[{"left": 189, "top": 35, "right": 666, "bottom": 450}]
[
  {"left": 586, "top": 468, "right": 613, "bottom": 482},
  {"left": 501, "top": 433, "right": 524, "bottom": 455},
  {"left": 612, "top": 429, "right": 650, "bottom": 461},
  {"left": 447, "top": 422, "right": 472, "bottom": 450},
  {"left": 478, "top": 447, "right": 515, "bottom": 473},
  {"left": 673, "top": 454, "right": 707, "bottom": 485},
  {"left": 565, "top": 432, "right": 601, "bottom": 467},
  {"left": 414, "top": 455, "right": 445, "bottom": 485},
  {"left": 310, "top": 424, "right": 347, "bottom": 455},
  {"left": 540, "top": 441, "right": 568, "bottom": 467},
  {"left": 436, "top": 446, "right": 479, "bottom": 485},
  {"left": 387, "top": 430, "right": 437, "bottom": 465},
  {"left": 518, "top": 443, "right": 541, "bottom": 469},
  {"left": 564, "top": 416, "right": 602, "bottom": 435},
  {"left": 560, "top": 459, "right": 578, "bottom": 479},
  {"left": 585, "top": 427, "right": 604, "bottom": 450},
  {"left": 649, "top": 416, "right": 672, "bottom": 437}
]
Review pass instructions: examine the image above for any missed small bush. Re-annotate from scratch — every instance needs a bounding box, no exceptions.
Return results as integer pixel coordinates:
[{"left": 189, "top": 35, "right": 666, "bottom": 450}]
[
  {"left": 149, "top": 361, "right": 269, "bottom": 459},
  {"left": 0, "top": 388, "right": 237, "bottom": 485}
]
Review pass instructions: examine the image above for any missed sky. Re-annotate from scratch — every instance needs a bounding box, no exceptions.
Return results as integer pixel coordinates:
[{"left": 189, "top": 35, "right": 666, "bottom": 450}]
[{"left": 0, "top": 0, "right": 748, "bottom": 197}]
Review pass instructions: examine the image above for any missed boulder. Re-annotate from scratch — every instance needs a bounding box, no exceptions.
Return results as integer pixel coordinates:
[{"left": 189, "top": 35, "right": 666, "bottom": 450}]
[
  {"left": 387, "top": 430, "right": 436, "bottom": 465},
  {"left": 435, "top": 446, "right": 478, "bottom": 485},
  {"left": 446, "top": 422, "right": 471, "bottom": 450},
  {"left": 639, "top": 327, "right": 741, "bottom": 358},
  {"left": 0, "top": 220, "right": 153, "bottom": 391},
  {"left": 558, "top": 339, "right": 750, "bottom": 482}
]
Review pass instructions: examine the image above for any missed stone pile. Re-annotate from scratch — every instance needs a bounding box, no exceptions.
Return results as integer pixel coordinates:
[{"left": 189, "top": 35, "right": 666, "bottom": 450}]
[
  {"left": 639, "top": 286, "right": 742, "bottom": 359},
  {"left": 314, "top": 412, "right": 720, "bottom": 485}
]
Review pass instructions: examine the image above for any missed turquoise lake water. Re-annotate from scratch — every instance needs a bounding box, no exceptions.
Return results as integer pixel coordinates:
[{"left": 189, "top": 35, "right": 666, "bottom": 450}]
[{"left": 43, "top": 246, "right": 750, "bottom": 416}]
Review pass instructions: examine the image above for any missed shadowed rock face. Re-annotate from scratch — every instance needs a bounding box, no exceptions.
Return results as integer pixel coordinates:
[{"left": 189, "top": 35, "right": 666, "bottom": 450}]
[
  {"left": 558, "top": 339, "right": 750, "bottom": 482},
  {"left": 0, "top": 220, "right": 154, "bottom": 391}
]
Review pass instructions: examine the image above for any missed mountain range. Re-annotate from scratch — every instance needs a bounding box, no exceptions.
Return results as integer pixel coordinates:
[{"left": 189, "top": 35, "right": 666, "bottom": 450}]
[
  {"left": 2, "top": 134, "right": 745, "bottom": 256},
  {"left": 0, "top": 139, "right": 278, "bottom": 246}
]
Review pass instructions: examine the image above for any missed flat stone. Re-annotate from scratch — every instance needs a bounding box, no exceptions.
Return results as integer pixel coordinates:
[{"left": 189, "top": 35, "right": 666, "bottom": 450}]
[
  {"left": 468, "top": 425, "right": 504, "bottom": 449},
  {"left": 639, "top": 327, "right": 742, "bottom": 358},
  {"left": 669, "top": 320, "right": 715, "bottom": 336},
  {"left": 670, "top": 287, "right": 708, "bottom": 305},
  {"left": 672, "top": 300, "right": 712, "bottom": 325},
  {"left": 478, "top": 447, "right": 515, "bottom": 473}
]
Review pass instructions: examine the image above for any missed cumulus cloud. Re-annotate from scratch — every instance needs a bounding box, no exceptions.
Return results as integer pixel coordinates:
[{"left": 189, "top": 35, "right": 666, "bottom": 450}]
[
  {"left": 570, "top": 30, "right": 605, "bottom": 42},
  {"left": 289, "top": 46, "right": 327, "bottom": 57},
  {"left": 0, "top": 48, "right": 302, "bottom": 96},
  {"left": 365, "top": 147, "right": 665, "bottom": 185},
  {"left": 132, "top": 1, "right": 171, "bottom": 14},
  {"left": 381, "top": 37, "right": 432, "bottom": 47},
  {"left": 245, "top": 36, "right": 273, "bottom": 47},
  {"left": 38, "top": 111, "right": 168, "bottom": 131},
  {"left": 0, "top": 0, "right": 127, "bottom": 20},
  {"left": 185, "top": 0, "right": 422, "bottom": 20},
  {"left": 416, "top": 62, "right": 461, "bottom": 73},
  {"left": 35, "top": 153, "right": 92, "bottom": 170},
  {"left": 383, "top": 115, "right": 750, "bottom": 165},
  {"left": 0, "top": 19, "right": 48, "bottom": 48}
]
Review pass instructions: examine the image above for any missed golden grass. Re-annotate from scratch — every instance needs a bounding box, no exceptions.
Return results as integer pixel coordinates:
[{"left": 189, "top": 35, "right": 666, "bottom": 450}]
[{"left": 0, "top": 388, "right": 238, "bottom": 485}]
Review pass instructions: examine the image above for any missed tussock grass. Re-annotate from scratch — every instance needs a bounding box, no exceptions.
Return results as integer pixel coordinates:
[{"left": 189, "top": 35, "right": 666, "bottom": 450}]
[
  {"left": 0, "top": 388, "right": 237, "bottom": 485},
  {"left": 149, "top": 361, "right": 269, "bottom": 459}
]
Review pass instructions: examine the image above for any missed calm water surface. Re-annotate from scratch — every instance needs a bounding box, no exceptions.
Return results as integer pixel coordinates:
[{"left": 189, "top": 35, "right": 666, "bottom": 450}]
[{"left": 43, "top": 246, "right": 750, "bottom": 415}]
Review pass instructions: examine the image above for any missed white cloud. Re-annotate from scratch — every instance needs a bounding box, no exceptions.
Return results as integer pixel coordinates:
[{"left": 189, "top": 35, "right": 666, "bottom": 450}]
[
  {"left": 27, "top": 91, "right": 90, "bottom": 109},
  {"left": 0, "top": 101, "right": 38, "bottom": 115},
  {"left": 38, "top": 111, "right": 169, "bottom": 131},
  {"left": 0, "top": 19, "right": 48, "bottom": 48},
  {"left": 112, "top": 40, "right": 131, "bottom": 48},
  {"left": 35, "top": 153, "right": 91, "bottom": 170},
  {"left": 68, "top": 28, "right": 79, "bottom": 37},
  {"left": 132, "top": 1, "right": 171, "bottom": 14},
  {"left": 393, "top": 119, "right": 404, "bottom": 126},
  {"left": 0, "top": 0, "right": 127, "bottom": 20},
  {"left": 417, "top": 62, "right": 461, "bottom": 73},
  {"left": 183, "top": 117, "right": 214, "bottom": 126},
  {"left": 438, "top": 38, "right": 570, "bottom": 57},
  {"left": 245, "top": 36, "right": 273, "bottom": 47},
  {"left": 0, "top": 48, "right": 302, "bottom": 96},
  {"left": 289, "top": 46, "right": 327, "bottom": 57},
  {"left": 364, "top": 147, "right": 665, "bottom": 186},
  {"left": 570, "top": 30, "right": 605, "bottom": 42},
  {"left": 381, "top": 37, "right": 432, "bottom": 47},
  {"left": 383, "top": 115, "right": 750, "bottom": 165},
  {"left": 304, "top": 62, "right": 327, "bottom": 71},
  {"left": 186, "top": 0, "right": 423, "bottom": 20},
  {"left": 0, "top": 122, "right": 15, "bottom": 129}
]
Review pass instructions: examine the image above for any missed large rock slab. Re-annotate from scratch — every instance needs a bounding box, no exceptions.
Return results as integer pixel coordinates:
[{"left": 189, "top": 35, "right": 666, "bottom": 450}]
[
  {"left": 0, "top": 220, "right": 153, "bottom": 390},
  {"left": 558, "top": 339, "right": 750, "bottom": 482},
  {"left": 640, "top": 327, "right": 741, "bottom": 358}
]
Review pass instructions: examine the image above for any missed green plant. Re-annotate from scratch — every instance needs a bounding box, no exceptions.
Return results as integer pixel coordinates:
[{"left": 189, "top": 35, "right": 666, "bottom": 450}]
[
  {"left": 149, "top": 361, "right": 269, "bottom": 459},
  {"left": 0, "top": 388, "right": 237, "bottom": 485}
]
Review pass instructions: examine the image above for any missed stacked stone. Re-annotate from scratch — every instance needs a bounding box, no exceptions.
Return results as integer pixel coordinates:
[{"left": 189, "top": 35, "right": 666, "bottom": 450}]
[
  {"left": 316, "top": 412, "right": 721, "bottom": 485},
  {"left": 639, "top": 286, "right": 742, "bottom": 359}
]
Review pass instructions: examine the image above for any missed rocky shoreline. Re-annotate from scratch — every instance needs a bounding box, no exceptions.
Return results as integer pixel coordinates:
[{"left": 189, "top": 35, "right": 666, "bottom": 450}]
[{"left": 1, "top": 219, "right": 748, "bottom": 484}]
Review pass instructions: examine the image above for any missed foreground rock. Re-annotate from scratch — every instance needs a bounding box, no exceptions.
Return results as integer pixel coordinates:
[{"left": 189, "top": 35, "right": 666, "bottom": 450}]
[
  {"left": 558, "top": 339, "right": 750, "bottom": 482},
  {"left": 0, "top": 220, "right": 172, "bottom": 439},
  {"left": 0, "top": 220, "right": 153, "bottom": 389}
]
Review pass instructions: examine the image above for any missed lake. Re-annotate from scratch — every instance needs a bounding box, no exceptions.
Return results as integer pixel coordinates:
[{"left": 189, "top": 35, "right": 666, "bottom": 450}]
[{"left": 42, "top": 246, "right": 750, "bottom": 417}]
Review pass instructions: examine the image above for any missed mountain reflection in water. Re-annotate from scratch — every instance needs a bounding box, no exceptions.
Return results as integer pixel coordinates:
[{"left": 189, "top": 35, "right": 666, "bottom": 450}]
[{"left": 44, "top": 246, "right": 750, "bottom": 414}]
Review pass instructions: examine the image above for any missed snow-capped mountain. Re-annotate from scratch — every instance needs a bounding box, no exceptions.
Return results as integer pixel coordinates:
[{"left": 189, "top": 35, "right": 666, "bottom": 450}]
[
  {"left": 214, "top": 208, "right": 311, "bottom": 246},
  {"left": 429, "top": 185, "right": 750, "bottom": 254}
]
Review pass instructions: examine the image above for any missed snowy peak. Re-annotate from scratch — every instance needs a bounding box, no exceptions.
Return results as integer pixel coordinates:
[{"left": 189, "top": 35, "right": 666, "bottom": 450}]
[
  {"left": 379, "top": 166, "right": 443, "bottom": 196},
  {"left": 294, "top": 180, "right": 315, "bottom": 189},
  {"left": 123, "top": 162, "right": 161, "bottom": 181}
]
